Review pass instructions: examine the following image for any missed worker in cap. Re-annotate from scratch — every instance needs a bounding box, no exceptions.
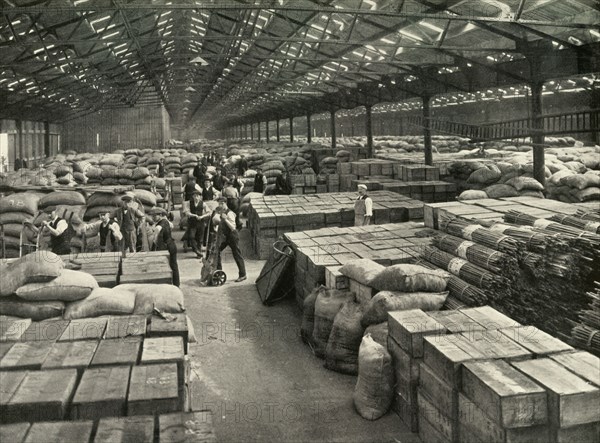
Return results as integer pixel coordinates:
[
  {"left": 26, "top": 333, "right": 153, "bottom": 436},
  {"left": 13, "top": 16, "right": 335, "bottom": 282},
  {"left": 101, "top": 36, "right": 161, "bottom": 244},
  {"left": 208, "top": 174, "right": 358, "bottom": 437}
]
[
  {"left": 214, "top": 196, "right": 246, "bottom": 282},
  {"left": 354, "top": 184, "right": 372, "bottom": 227},
  {"left": 147, "top": 207, "right": 180, "bottom": 287},
  {"left": 39, "top": 206, "right": 75, "bottom": 255},
  {"left": 183, "top": 190, "right": 211, "bottom": 257},
  {"left": 82, "top": 208, "right": 123, "bottom": 253},
  {"left": 116, "top": 191, "right": 145, "bottom": 254}
]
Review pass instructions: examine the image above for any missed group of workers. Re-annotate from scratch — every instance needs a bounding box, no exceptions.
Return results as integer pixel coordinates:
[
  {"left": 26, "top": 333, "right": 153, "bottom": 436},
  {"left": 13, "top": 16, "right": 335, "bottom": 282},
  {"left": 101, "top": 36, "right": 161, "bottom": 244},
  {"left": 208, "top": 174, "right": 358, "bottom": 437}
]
[{"left": 37, "top": 150, "right": 373, "bottom": 289}]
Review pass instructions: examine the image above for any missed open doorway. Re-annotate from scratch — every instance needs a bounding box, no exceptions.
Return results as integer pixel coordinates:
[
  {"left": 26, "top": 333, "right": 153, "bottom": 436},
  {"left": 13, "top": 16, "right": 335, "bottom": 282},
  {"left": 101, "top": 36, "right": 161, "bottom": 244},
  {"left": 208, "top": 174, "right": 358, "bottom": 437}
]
[{"left": 0, "top": 133, "right": 8, "bottom": 172}]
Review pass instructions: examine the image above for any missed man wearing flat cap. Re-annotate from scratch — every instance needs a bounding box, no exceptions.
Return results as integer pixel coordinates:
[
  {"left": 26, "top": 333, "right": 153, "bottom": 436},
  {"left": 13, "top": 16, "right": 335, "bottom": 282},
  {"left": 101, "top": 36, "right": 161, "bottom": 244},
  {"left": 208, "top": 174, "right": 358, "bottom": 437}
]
[
  {"left": 354, "top": 184, "right": 372, "bottom": 227},
  {"left": 116, "top": 191, "right": 144, "bottom": 254},
  {"left": 147, "top": 207, "right": 180, "bottom": 287},
  {"left": 40, "top": 206, "right": 75, "bottom": 255},
  {"left": 215, "top": 196, "right": 246, "bottom": 282},
  {"left": 183, "top": 190, "right": 211, "bottom": 257}
]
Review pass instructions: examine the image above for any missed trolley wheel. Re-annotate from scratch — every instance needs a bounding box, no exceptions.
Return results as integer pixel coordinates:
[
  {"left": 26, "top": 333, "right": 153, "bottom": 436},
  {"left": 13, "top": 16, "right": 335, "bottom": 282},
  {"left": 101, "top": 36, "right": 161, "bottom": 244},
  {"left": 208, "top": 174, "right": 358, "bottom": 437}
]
[{"left": 211, "top": 270, "right": 227, "bottom": 286}]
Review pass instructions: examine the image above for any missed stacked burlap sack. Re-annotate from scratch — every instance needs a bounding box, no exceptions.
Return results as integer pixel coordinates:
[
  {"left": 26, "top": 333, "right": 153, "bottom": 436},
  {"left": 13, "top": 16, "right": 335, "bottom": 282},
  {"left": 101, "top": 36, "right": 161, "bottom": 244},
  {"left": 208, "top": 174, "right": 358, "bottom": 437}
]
[
  {"left": 0, "top": 253, "right": 186, "bottom": 321},
  {"left": 300, "top": 259, "right": 450, "bottom": 421},
  {"left": 0, "top": 192, "right": 44, "bottom": 257}
]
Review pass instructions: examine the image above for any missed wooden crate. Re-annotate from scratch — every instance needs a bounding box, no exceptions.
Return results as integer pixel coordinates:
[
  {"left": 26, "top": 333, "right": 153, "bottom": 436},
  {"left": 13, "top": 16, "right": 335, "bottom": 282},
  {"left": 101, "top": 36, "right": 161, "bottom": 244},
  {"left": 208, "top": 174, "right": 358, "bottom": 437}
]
[
  {"left": 119, "top": 272, "right": 172, "bottom": 285},
  {"left": 499, "top": 326, "right": 573, "bottom": 357},
  {"left": 419, "top": 362, "right": 457, "bottom": 424},
  {"left": 19, "top": 320, "right": 69, "bottom": 342},
  {"left": 511, "top": 358, "right": 600, "bottom": 428},
  {"left": 127, "top": 363, "right": 180, "bottom": 416},
  {"left": 458, "top": 393, "right": 550, "bottom": 443},
  {"left": 91, "top": 337, "right": 142, "bottom": 367},
  {"left": 71, "top": 365, "right": 131, "bottom": 420},
  {"left": 94, "top": 415, "right": 155, "bottom": 443},
  {"left": 461, "top": 360, "right": 547, "bottom": 428},
  {"left": 392, "top": 392, "right": 418, "bottom": 433},
  {"left": 418, "top": 388, "right": 456, "bottom": 442},
  {"left": 0, "top": 318, "right": 31, "bottom": 342},
  {"left": 104, "top": 315, "right": 147, "bottom": 339},
  {"left": 459, "top": 306, "right": 522, "bottom": 330},
  {"left": 58, "top": 318, "right": 107, "bottom": 342},
  {"left": 549, "top": 351, "right": 599, "bottom": 387},
  {"left": 5, "top": 368, "right": 78, "bottom": 422},
  {"left": 388, "top": 309, "right": 445, "bottom": 358},
  {"left": 147, "top": 314, "right": 189, "bottom": 353},
  {"left": 348, "top": 278, "right": 375, "bottom": 305},
  {"left": 141, "top": 337, "right": 185, "bottom": 388},
  {"left": 388, "top": 337, "right": 420, "bottom": 383},
  {"left": 23, "top": 421, "right": 94, "bottom": 443},
  {"left": 0, "top": 371, "right": 28, "bottom": 422},
  {"left": 0, "top": 423, "right": 30, "bottom": 442},
  {"left": 0, "top": 341, "right": 55, "bottom": 370},
  {"left": 159, "top": 410, "right": 217, "bottom": 443},
  {"left": 0, "top": 342, "right": 14, "bottom": 360},
  {"left": 427, "top": 311, "right": 487, "bottom": 334},
  {"left": 554, "top": 423, "right": 600, "bottom": 443},
  {"left": 458, "top": 330, "right": 532, "bottom": 362},
  {"left": 41, "top": 340, "right": 99, "bottom": 376}
]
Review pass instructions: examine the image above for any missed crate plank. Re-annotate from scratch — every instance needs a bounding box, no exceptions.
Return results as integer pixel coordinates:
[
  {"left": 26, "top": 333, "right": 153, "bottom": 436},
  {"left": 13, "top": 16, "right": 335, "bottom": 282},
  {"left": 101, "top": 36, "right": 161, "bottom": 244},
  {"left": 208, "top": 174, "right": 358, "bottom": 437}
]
[
  {"left": 159, "top": 410, "right": 217, "bottom": 443},
  {"left": 549, "top": 351, "right": 600, "bottom": 387},
  {"left": 94, "top": 415, "right": 155, "bottom": 443},
  {"left": 555, "top": 423, "right": 600, "bottom": 443},
  {"left": 58, "top": 318, "right": 107, "bottom": 341},
  {"left": 512, "top": 358, "right": 600, "bottom": 428},
  {"left": 418, "top": 388, "right": 456, "bottom": 442},
  {"left": 0, "top": 342, "right": 15, "bottom": 360},
  {"left": 72, "top": 365, "right": 131, "bottom": 420},
  {"left": 0, "top": 318, "right": 31, "bottom": 342},
  {"left": 499, "top": 326, "right": 573, "bottom": 357},
  {"left": 6, "top": 369, "right": 78, "bottom": 422},
  {"left": 427, "top": 311, "right": 487, "bottom": 334},
  {"left": 19, "top": 320, "right": 69, "bottom": 342},
  {"left": 128, "top": 363, "right": 179, "bottom": 416},
  {"left": 387, "top": 337, "right": 420, "bottom": 383},
  {"left": 388, "top": 309, "right": 445, "bottom": 358},
  {"left": 392, "top": 392, "right": 418, "bottom": 433},
  {"left": 0, "top": 341, "right": 54, "bottom": 370},
  {"left": 104, "top": 315, "right": 147, "bottom": 339},
  {"left": 91, "top": 337, "right": 142, "bottom": 367},
  {"left": 419, "top": 363, "right": 457, "bottom": 421},
  {"left": 459, "top": 330, "right": 532, "bottom": 361},
  {"left": 147, "top": 314, "right": 188, "bottom": 350},
  {"left": 119, "top": 273, "right": 172, "bottom": 285},
  {"left": 461, "top": 360, "right": 547, "bottom": 428},
  {"left": 459, "top": 306, "right": 522, "bottom": 330},
  {"left": 0, "top": 423, "right": 30, "bottom": 442},
  {"left": 23, "top": 421, "right": 94, "bottom": 443},
  {"left": 0, "top": 370, "right": 28, "bottom": 422},
  {"left": 41, "top": 340, "right": 99, "bottom": 375}
]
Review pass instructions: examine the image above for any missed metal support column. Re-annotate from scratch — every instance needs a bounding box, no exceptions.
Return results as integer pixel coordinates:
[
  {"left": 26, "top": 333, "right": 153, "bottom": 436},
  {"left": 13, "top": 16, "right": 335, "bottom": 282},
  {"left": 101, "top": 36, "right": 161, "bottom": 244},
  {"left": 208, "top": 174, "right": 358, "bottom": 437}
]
[
  {"left": 289, "top": 117, "right": 294, "bottom": 142},
  {"left": 44, "top": 121, "right": 50, "bottom": 157},
  {"left": 531, "top": 82, "right": 546, "bottom": 186},
  {"left": 422, "top": 95, "right": 433, "bottom": 166},
  {"left": 365, "top": 105, "right": 374, "bottom": 159},
  {"left": 330, "top": 110, "right": 337, "bottom": 150},
  {"left": 276, "top": 119, "right": 280, "bottom": 142},
  {"left": 257, "top": 122, "right": 261, "bottom": 141},
  {"left": 306, "top": 113, "right": 312, "bottom": 143},
  {"left": 250, "top": 123, "right": 254, "bottom": 140},
  {"left": 265, "top": 121, "right": 270, "bottom": 143}
]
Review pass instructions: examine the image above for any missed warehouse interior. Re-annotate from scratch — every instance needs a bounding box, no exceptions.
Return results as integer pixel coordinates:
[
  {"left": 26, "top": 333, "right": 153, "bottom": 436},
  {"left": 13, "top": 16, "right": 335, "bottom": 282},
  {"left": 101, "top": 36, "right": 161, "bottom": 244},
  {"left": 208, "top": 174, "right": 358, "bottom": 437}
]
[{"left": 1, "top": 1, "right": 599, "bottom": 442}]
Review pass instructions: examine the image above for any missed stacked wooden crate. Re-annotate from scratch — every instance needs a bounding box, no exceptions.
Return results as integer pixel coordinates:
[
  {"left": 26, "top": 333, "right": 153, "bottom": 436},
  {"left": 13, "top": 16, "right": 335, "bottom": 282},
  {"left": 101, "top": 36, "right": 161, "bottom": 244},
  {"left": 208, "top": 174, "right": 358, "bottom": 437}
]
[
  {"left": 385, "top": 305, "right": 598, "bottom": 443},
  {"left": 167, "top": 177, "right": 183, "bottom": 206},
  {"left": 65, "top": 252, "right": 121, "bottom": 288},
  {"left": 0, "top": 410, "right": 217, "bottom": 442},
  {"left": 289, "top": 172, "right": 318, "bottom": 194},
  {"left": 0, "top": 313, "right": 191, "bottom": 425},
  {"left": 284, "top": 222, "right": 431, "bottom": 305},
  {"left": 120, "top": 251, "right": 172, "bottom": 284},
  {"left": 248, "top": 191, "right": 425, "bottom": 259}
]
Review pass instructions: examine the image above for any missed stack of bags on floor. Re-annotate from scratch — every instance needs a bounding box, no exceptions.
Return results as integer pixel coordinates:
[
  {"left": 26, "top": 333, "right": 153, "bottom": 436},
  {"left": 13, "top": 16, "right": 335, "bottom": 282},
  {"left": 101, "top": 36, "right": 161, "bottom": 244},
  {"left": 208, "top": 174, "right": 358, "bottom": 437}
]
[
  {"left": 300, "top": 259, "right": 450, "bottom": 421},
  {"left": 0, "top": 252, "right": 186, "bottom": 320},
  {"left": 0, "top": 192, "right": 43, "bottom": 257}
]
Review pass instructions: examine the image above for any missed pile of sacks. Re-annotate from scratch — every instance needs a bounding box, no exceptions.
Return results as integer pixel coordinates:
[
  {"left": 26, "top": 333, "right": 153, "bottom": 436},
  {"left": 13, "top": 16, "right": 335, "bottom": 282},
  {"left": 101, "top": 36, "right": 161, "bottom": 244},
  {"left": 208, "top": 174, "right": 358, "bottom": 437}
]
[
  {"left": 455, "top": 144, "right": 600, "bottom": 201},
  {"left": 0, "top": 252, "right": 185, "bottom": 320},
  {"left": 0, "top": 192, "right": 44, "bottom": 257},
  {"left": 300, "top": 259, "right": 450, "bottom": 421}
]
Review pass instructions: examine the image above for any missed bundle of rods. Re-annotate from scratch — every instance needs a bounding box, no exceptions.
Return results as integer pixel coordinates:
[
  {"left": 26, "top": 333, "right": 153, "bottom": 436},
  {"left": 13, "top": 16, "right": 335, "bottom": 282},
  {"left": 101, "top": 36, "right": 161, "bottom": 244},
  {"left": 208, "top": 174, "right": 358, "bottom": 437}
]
[
  {"left": 439, "top": 215, "right": 520, "bottom": 254},
  {"left": 477, "top": 220, "right": 554, "bottom": 254},
  {"left": 549, "top": 213, "right": 600, "bottom": 234},
  {"left": 504, "top": 210, "right": 600, "bottom": 242},
  {"left": 432, "top": 233, "right": 516, "bottom": 274},
  {"left": 422, "top": 246, "right": 504, "bottom": 290},
  {"left": 571, "top": 324, "right": 600, "bottom": 355},
  {"left": 575, "top": 209, "right": 600, "bottom": 222},
  {"left": 417, "top": 259, "right": 489, "bottom": 306}
]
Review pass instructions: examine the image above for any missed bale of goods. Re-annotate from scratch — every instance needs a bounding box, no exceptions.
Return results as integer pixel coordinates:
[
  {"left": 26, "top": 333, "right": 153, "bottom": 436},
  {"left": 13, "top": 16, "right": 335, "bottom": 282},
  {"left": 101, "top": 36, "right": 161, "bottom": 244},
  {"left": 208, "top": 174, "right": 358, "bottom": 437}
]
[
  {"left": 0, "top": 192, "right": 42, "bottom": 216},
  {"left": 64, "top": 287, "right": 136, "bottom": 319},
  {"left": 370, "top": 264, "right": 450, "bottom": 293},
  {"left": 133, "top": 189, "right": 157, "bottom": 207},
  {"left": 301, "top": 286, "right": 323, "bottom": 345},
  {"left": 339, "top": 259, "right": 385, "bottom": 287},
  {"left": 16, "top": 270, "right": 98, "bottom": 302},
  {"left": 312, "top": 288, "right": 354, "bottom": 358},
  {"left": 353, "top": 334, "right": 395, "bottom": 420},
  {"left": 0, "top": 212, "right": 31, "bottom": 224},
  {"left": 0, "top": 251, "right": 64, "bottom": 296},
  {"left": 483, "top": 184, "right": 519, "bottom": 199},
  {"left": 364, "top": 322, "right": 388, "bottom": 348},
  {"left": 361, "top": 291, "right": 448, "bottom": 327},
  {"left": 132, "top": 167, "right": 150, "bottom": 180},
  {"left": 458, "top": 190, "right": 488, "bottom": 200},
  {"left": 325, "top": 300, "right": 365, "bottom": 375},
  {"left": 0, "top": 296, "right": 65, "bottom": 320},
  {"left": 116, "top": 283, "right": 186, "bottom": 315},
  {"left": 466, "top": 166, "right": 502, "bottom": 185},
  {"left": 505, "top": 176, "right": 544, "bottom": 192},
  {"left": 38, "top": 191, "right": 86, "bottom": 209}
]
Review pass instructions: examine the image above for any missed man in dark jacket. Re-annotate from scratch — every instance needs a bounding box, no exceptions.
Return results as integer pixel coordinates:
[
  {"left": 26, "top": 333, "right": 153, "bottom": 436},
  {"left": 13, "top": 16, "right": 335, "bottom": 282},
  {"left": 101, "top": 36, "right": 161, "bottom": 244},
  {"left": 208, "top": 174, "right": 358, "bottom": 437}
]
[
  {"left": 202, "top": 178, "right": 216, "bottom": 201},
  {"left": 237, "top": 155, "right": 248, "bottom": 176},
  {"left": 41, "top": 207, "right": 74, "bottom": 255},
  {"left": 253, "top": 167, "right": 267, "bottom": 193},
  {"left": 216, "top": 197, "right": 246, "bottom": 282},
  {"left": 193, "top": 161, "right": 205, "bottom": 185},
  {"left": 212, "top": 168, "right": 227, "bottom": 192},
  {"left": 116, "top": 193, "right": 144, "bottom": 254}
]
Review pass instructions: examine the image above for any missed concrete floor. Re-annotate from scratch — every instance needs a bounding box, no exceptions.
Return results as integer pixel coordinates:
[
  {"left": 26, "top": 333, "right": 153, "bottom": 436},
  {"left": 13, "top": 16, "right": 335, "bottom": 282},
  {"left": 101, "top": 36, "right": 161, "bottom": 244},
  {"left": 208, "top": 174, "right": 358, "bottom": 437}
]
[{"left": 175, "top": 227, "right": 420, "bottom": 443}]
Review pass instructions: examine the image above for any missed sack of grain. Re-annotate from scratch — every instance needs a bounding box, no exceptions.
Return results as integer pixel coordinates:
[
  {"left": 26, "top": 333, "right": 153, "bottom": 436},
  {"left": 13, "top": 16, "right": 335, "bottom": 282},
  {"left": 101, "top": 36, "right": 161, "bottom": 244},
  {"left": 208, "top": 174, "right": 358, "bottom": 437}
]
[
  {"left": 457, "top": 190, "right": 487, "bottom": 200},
  {"left": 505, "top": 176, "right": 544, "bottom": 191},
  {"left": 519, "top": 190, "right": 545, "bottom": 198},
  {"left": 133, "top": 189, "right": 157, "bottom": 207},
  {"left": 301, "top": 286, "right": 324, "bottom": 345},
  {"left": 0, "top": 212, "right": 32, "bottom": 224},
  {"left": 339, "top": 259, "right": 385, "bottom": 286},
  {"left": 466, "top": 166, "right": 501, "bottom": 185},
  {"left": 353, "top": 334, "right": 394, "bottom": 420},
  {"left": 325, "top": 300, "right": 365, "bottom": 375},
  {"left": 549, "top": 169, "right": 575, "bottom": 185},
  {"left": 16, "top": 269, "right": 98, "bottom": 302},
  {"left": 361, "top": 291, "right": 448, "bottom": 327},
  {"left": 482, "top": 184, "right": 518, "bottom": 199},
  {"left": 116, "top": 283, "right": 185, "bottom": 315},
  {"left": 572, "top": 187, "right": 600, "bottom": 202},
  {"left": 0, "top": 192, "right": 42, "bottom": 215},
  {"left": 560, "top": 173, "right": 600, "bottom": 190},
  {"left": 39, "top": 191, "right": 86, "bottom": 209},
  {"left": 64, "top": 287, "right": 135, "bottom": 319},
  {"left": 364, "top": 322, "right": 388, "bottom": 348},
  {"left": 370, "top": 264, "right": 450, "bottom": 293},
  {"left": 312, "top": 289, "right": 354, "bottom": 358},
  {"left": 87, "top": 192, "right": 123, "bottom": 208},
  {"left": 0, "top": 296, "right": 64, "bottom": 320},
  {"left": 0, "top": 251, "right": 64, "bottom": 296},
  {"left": 579, "top": 152, "right": 600, "bottom": 169}
]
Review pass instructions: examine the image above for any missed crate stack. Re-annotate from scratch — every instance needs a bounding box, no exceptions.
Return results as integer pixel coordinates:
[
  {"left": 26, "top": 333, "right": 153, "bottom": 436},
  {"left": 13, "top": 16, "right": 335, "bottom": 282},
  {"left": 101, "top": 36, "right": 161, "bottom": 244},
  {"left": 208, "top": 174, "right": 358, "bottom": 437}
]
[
  {"left": 284, "top": 223, "right": 432, "bottom": 305},
  {"left": 248, "top": 191, "right": 425, "bottom": 259},
  {"left": 120, "top": 251, "right": 172, "bottom": 285},
  {"left": 0, "top": 312, "right": 193, "bottom": 427},
  {"left": 167, "top": 177, "right": 183, "bottom": 206},
  {"left": 64, "top": 251, "right": 122, "bottom": 288},
  {"left": 289, "top": 172, "right": 317, "bottom": 195},
  {"left": 384, "top": 305, "right": 599, "bottom": 442}
]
